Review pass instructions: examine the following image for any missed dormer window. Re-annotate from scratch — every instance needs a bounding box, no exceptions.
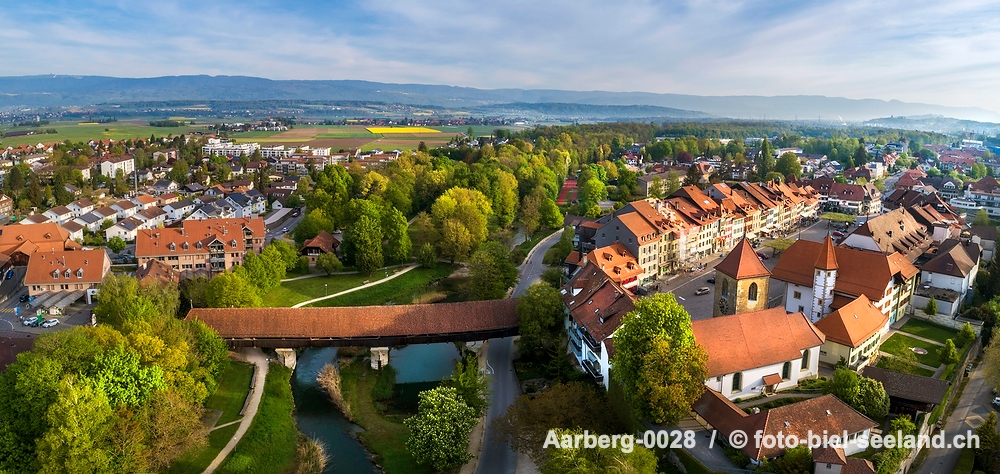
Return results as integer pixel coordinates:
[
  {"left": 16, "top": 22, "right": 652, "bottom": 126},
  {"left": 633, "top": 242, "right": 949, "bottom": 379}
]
[
  {"left": 196, "top": 242, "right": 203, "bottom": 250},
  {"left": 230, "top": 239, "right": 238, "bottom": 248},
  {"left": 64, "top": 269, "right": 71, "bottom": 278},
  {"left": 76, "top": 269, "right": 84, "bottom": 278},
  {"left": 169, "top": 242, "right": 176, "bottom": 251},
  {"left": 52, "top": 270, "right": 59, "bottom": 279},
  {"left": 182, "top": 242, "right": 189, "bottom": 250}
]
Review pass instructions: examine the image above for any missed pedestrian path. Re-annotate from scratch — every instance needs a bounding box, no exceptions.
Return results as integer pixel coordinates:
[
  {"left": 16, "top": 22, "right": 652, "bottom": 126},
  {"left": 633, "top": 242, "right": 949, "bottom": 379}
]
[
  {"left": 203, "top": 348, "right": 269, "bottom": 474},
  {"left": 291, "top": 264, "right": 418, "bottom": 308}
]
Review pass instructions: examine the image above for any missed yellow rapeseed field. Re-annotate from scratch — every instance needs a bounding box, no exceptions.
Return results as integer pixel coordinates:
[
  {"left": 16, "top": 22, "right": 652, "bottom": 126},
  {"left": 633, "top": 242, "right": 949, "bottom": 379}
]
[{"left": 365, "top": 126, "right": 441, "bottom": 134}]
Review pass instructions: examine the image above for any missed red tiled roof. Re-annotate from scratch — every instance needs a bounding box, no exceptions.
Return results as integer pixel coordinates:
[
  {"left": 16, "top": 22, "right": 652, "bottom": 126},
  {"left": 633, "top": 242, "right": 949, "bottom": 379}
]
[
  {"left": 814, "top": 295, "right": 888, "bottom": 348},
  {"left": 185, "top": 299, "right": 518, "bottom": 339},
  {"left": 692, "top": 308, "right": 824, "bottom": 377},
  {"left": 562, "top": 262, "right": 637, "bottom": 342},
  {"left": 589, "top": 243, "right": 643, "bottom": 284},
  {"left": 24, "top": 249, "right": 110, "bottom": 285},
  {"left": 0, "top": 223, "right": 74, "bottom": 256},
  {"left": 715, "top": 239, "right": 770, "bottom": 279},
  {"left": 772, "top": 240, "right": 918, "bottom": 302},
  {"left": 301, "top": 230, "right": 339, "bottom": 254},
  {"left": 816, "top": 235, "right": 839, "bottom": 270}
]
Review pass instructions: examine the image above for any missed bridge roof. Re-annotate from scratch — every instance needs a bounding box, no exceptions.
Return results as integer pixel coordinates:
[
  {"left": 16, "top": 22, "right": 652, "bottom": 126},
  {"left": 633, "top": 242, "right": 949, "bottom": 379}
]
[{"left": 185, "top": 299, "right": 519, "bottom": 341}]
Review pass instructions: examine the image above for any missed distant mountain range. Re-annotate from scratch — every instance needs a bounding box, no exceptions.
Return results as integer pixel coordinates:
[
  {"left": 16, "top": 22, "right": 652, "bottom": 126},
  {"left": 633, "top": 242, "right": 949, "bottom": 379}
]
[
  {"left": 862, "top": 115, "right": 1000, "bottom": 136},
  {"left": 1, "top": 74, "right": 998, "bottom": 123}
]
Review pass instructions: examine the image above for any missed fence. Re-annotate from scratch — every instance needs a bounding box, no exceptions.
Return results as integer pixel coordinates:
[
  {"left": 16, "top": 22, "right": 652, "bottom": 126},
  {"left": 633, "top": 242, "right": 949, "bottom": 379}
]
[{"left": 909, "top": 309, "right": 983, "bottom": 333}]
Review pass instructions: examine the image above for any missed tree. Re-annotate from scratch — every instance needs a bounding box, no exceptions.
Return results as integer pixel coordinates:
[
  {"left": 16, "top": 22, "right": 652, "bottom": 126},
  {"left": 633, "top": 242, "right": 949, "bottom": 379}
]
[
  {"left": 316, "top": 252, "right": 343, "bottom": 275},
  {"left": 577, "top": 178, "right": 607, "bottom": 206},
  {"left": 516, "top": 283, "right": 566, "bottom": 357},
  {"left": 974, "top": 208, "right": 992, "bottom": 226},
  {"left": 665, "top": 170, "right": 681, "bottom": 196},
  {"left": 958, "top": 322, "right": 977, "bottom": 347},
  {"left": 924, "top": 296, "right": 938, "bottom": 315},
  {"left": 827, "top": 368, "right": 860, "bottom": 406},
  {"left": 91, "top": 345, "right": 167, "bottom": 408},
  {"left": 540, "top": 267, "right": 565, "bottom": 288},
  {"left": 492, "top": 382, "right": 624, "bottom": 463},
  {"left": 438, "top": 218, "right": 474, "bottom": 262},
  {"left": 267, "top": 240, "right": 301, "bottom": 271},
  {"left": 519, "top": 191, "right": 542, "bottom": 237},
  {"left": 416, "top": 242, "right": 438, "bottom": 268},
  {"left": 170, "top": 159, "right": 190, "bottom": 184},
  {"left": 539, "top": 428, "right": 658, "bottom": 474},
  {"left": 756, "top": 139, "right": 775, "bottom": 179},
  {"left": 775, "top": 152, "right": 803, "bottom": 179},
  {"left": 757, "top": 445, "right": 813, "bottom": 474},
  {"left": 855, "top": 377, "right": 890, "bottom": 420},
  {"left": 382, "top": 207, "right": 411, "bottom": 265},
  {"left": 611, "top": 293, "right": 708, "bottom": 424},
  {"left": 36, "top": 376, "right": 113, "bottom": 474},
  {"left": 204, "top": 271, "right": 262, "bottom": 308},
  {"left": 431, "top": 187, "right": 492, "bottom": 256},
  {"left": 445, "top": 358, "right": 490, "bottom": 416},
  {"left": 684, "top": 163, "right": 702, "bottom": 187},
  {"left": 236, "top": 250, "right": 283, "bottom": 293},
  {"left": 345, "top": 215, "right": 384, "bottom": 275},
  {"left": 939, "top": 339, "right": 960, "bottom": 365},
  {"left": 404, "top": 387, "right": 478, "bottom": 471},
  {"left": 466, "top": 242, "right": 518, "bottom": 300},
  {"left": 292, "top": 209, "right": 335, "bottom": 246},
  {"left": 107, "top": 236, "right": 127, "bottom": 254},
  {"left": 975, "top": 411, "right": 1000, "bottom": 473},
  {"left": 93, "top": 274, "right": 161, "bottom": 328},
  {"left": 853, "top": 142, "right": 869, "bottom": 167}
]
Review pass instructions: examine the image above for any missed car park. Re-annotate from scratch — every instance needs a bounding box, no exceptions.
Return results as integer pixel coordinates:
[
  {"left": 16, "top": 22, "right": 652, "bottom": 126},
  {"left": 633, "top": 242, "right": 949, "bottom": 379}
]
[
  {"left": 41, "top": 319, "right": 59, "bottom": 328},
  {"left": 695, "top": 287, "right": 711, "bottom": 296}
]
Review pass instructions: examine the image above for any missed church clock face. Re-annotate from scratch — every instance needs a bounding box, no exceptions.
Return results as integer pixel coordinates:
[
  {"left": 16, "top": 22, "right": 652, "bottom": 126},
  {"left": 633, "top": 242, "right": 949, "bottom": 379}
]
[{"left": 718, "top": 297, "right": 729, "bottom": 314}]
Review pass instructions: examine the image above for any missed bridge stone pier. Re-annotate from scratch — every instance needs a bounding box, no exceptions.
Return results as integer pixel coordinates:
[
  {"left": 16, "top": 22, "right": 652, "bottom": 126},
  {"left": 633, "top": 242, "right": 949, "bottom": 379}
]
[
  {"left": 371, "top": 347, "right": 390, "bottom": 370},
  {"left": 274, "top": 348, "right": 297, "bottom": 370}
]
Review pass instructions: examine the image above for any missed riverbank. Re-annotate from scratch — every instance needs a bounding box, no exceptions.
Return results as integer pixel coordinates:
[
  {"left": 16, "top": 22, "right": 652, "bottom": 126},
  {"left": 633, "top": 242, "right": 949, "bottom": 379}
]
[
  {"left": 339, "top": 355, "right": 436, "bottom": 474},
  {"left": 216, "top": 364, "right": 299, "bottom": 474}
]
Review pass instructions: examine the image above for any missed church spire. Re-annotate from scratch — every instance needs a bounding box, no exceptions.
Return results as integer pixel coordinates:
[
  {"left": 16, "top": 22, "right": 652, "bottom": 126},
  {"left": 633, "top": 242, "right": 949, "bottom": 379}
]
[{"left": 815, "top": 235, "right": 839, "bottom": 271}]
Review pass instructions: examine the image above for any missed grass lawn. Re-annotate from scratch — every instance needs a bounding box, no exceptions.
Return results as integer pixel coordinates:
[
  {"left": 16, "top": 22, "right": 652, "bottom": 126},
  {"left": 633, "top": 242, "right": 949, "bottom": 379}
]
[
  {"left": 309, "top": 264, "right": 456, "bottom": 307},
  {"left": 898, "top": 319, "right": 958, "bottom": 345},
  {"left": 340, "top": 358, "right": 434, "bottom": 474},
  {"left": 217, "top": 364, "right": 298, "bottom": 474},
  {"left": 874, "top": 356, "right": 935, "bottom": 377},
  {"left": 265, "top": 271, "right": 391, "bottom": 307},
  {"left": 167, "top": 424, "right": 240, "bottom": 474},
  {"left": 205, "top": 362, "right": 255, "bottom": 425},
  {"left": 881, "top": 334, "right": 944, "bottom": 368}
]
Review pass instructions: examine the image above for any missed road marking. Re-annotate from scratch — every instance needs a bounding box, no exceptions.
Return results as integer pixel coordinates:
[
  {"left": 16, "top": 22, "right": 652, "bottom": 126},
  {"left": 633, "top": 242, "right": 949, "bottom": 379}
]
[
  {"left": 0, "top": 308, "right": 15, "bottom": 313},
  {"left": 676, "top": 296, "right": 685, "bottom": 301},
  {"left": 485, "top": 360, "right": 495, "bottom": 375}
]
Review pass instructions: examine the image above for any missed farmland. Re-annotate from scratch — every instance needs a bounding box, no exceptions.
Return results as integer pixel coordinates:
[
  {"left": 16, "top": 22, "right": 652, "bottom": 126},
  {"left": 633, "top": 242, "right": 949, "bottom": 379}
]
[{"left": 0, "top": 120, "right": 212, "bottom": 146}]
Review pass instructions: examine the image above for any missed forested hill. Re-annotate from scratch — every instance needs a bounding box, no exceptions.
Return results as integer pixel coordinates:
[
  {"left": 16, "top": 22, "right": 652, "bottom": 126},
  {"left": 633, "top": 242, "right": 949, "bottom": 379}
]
[{"left": 2, "top": 75, "right": 999, "bottom": 122}]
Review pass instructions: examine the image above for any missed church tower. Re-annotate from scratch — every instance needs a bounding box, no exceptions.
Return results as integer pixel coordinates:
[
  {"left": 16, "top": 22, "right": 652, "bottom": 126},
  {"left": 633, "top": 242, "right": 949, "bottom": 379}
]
[
  {"left": 810, "top": 235, "right": 839, "bottom": 322},
  {"left": 713, "top": 239, "right": 771, "bottom": 316}
]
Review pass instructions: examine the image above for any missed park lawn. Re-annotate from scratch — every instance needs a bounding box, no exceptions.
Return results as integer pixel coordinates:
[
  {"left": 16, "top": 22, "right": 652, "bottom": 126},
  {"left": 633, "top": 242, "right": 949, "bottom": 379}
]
[
  {"left": 206, "top": 361, "right": 255, "bottom": 426},
  {"left": 264, "top": 271, "right": 390, "bottom": 307},
  {"left": 0, "top": 120, "right": 212, "bottom": 146},
  {"left": 898, "top": 319, "right": 959, "bottom": 345},
  {"left": 166, "top": 424, "right": 240, "bottom": 474},
  {"left": 340, "top": 358, "right": 435, "bottom": 474},
  {"left": 217, "top": 364, "right": 298, "bottom": 474},
  {"left": 309, "top": 264, "right": 456, "bottom": 307},
  {"left": 874, "top": 356, "right": 935, "bottom": 377},
  {"left": 881, "top": 334, "right": 943, "bottom": 368}
]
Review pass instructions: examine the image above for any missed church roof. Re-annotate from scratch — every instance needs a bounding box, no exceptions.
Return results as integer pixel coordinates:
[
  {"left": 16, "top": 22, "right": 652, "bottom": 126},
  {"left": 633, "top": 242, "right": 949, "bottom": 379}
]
[{"left": 715, "top": 239, "right": 770, "bottom": 279}]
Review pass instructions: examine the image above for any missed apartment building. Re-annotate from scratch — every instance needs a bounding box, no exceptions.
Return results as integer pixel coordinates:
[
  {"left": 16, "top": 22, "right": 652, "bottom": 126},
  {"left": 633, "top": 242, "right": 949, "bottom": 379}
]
[{"left": 135, "top": 217, "right": 266, "bottom": 276}]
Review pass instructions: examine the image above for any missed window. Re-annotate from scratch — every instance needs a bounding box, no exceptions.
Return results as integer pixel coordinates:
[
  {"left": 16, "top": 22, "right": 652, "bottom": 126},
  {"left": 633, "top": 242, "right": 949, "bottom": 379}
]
[
  {"left": 721, "top": 279, "right": 729, "bottom": 298},
  {"left": 798, "top": 305, "right": 805, "bottom": 313},
  {"left": 731, "top": 372, "right": 742, "bottom": 393},
  {"left": 793, "top": 290, "right": 802, "bottom": 299},
  {"left": 748, "top": 282, "right": 758, "bottom": 302},
  {"left": 801, "top": 350, "right": 810, "bottom": 370},
  {"left": 782, "top": 362, "right": 791, "bottom": 380}
]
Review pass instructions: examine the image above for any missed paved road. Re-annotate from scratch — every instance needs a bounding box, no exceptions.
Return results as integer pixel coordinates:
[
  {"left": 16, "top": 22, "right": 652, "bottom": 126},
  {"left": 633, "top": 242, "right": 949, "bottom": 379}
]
[
  {"left": 204, "top": 348, "right": 270, "bottom": 474},
  {"left": 264, "top": 210, "right": 304, "bottom": 244},
  {"left": 478, "top": 229, "right": 563, "bottom": 474},
  {"left": 914, "top": 359, "right": 994, "bottom": 474}
]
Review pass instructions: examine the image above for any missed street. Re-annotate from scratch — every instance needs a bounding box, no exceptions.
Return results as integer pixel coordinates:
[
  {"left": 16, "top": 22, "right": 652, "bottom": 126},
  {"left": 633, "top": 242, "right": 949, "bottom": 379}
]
[
  {"left": 0, "top": 266, "right": 95, "bottom": 334},
  {"left": 478, "top": 229, "right": 563, "bottom": 474},
  {"left": 264, "top": 209, "right": 304, "bottom": 244}
]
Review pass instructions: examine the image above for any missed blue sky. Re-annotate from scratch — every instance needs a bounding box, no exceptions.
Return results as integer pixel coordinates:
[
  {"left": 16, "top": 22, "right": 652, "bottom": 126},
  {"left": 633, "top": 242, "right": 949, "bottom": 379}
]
[{"left": 3, "top": 0, "right": 1000, "bottom": 112}]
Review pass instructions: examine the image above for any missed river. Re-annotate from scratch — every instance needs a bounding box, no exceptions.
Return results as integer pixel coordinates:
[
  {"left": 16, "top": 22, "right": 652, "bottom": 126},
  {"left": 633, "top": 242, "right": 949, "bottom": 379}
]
[{"left": 291, "top": 343, "right": 463, "bottom": 473}]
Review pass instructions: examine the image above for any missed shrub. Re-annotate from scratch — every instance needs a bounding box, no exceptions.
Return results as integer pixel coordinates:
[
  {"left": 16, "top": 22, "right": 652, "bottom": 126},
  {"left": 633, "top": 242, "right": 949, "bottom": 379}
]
[{"left": 372, "top": 365, "right": 397, "bottom": 402}]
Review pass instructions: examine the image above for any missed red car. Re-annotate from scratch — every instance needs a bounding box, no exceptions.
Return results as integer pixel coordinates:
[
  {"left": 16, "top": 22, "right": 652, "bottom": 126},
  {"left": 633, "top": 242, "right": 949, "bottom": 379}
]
[
  {"left": 756, "top": 252, "right": 769, "bottom": 260},
  {"left": 832, "top": 230, "right": 845, "bottom": 237}
]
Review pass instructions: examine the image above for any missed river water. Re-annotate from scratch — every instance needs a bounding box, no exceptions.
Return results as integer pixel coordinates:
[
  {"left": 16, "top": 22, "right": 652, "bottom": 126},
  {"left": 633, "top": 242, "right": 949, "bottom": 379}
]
[{"left": 291, "top": 343, "right": 463, "bottom": 473}]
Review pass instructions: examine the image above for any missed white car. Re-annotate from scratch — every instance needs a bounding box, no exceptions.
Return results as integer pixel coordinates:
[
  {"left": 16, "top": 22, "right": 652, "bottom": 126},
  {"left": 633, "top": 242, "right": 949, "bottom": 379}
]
[
  {"left": 41, "top": 319, "right": 59, "bottom": 328},
  {"left": 993, "top": 397, "right": 1000, "bottom": 408},
  {"left": 695, "top": 287, "right": 711, "bottom": 296},
  {"left": 281, "top": 227, "right": 288, "bottom": 233}
]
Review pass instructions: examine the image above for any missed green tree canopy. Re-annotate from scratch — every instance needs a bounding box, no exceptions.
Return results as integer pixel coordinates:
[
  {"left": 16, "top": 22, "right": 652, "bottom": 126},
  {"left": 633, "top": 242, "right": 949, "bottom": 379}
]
[
  {"left": 404, "top": 386, "right": 479, "bottom": 471},
  {"left": 204, "top": 271, "right": 262, "bottom": 308},
  {"left": 316, "top": 252, "right": 343, "bottom": 275},
  {"left": 938, "top": 338, "right": 960, "bottom": 365},
  {"left": 466, "top": 242, "right": 518, "bottom": 300},
  {"left": 775, "top": 151, "right": 803, "bottom": 179},
  {"left": 344, "top": 214, "right": 384, "bottom": 275},
  {"left": 611, "top": 293, "right": 708, "bottom": 424},
  {"left": 516, "top": 283, "right": 567, "bottom": 357}
]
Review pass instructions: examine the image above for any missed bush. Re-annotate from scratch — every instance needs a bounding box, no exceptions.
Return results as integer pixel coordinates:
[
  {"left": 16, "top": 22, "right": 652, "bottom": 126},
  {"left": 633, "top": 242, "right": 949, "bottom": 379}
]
[
  {"left": 925, "top": 297, "right": 938, "bottom": 315},
  {"left": 372, "top": 365, "right": 397, "bottom": 402},
  {"left": 958, "top": 322, "right": 977, "bottom": 347}
]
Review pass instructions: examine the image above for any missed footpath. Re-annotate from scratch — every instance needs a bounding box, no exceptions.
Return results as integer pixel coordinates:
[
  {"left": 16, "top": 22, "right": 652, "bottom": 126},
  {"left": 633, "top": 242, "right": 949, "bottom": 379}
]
[
  {"left": 203, "top": 348, "right": 270, "bottom": 474},
  {"left": 291, "top": 265, "right": 418, "bottom": 308}
]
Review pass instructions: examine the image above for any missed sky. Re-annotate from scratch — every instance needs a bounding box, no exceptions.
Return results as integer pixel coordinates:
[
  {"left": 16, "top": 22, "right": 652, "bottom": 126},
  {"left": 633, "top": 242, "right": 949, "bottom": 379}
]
[{"left": 3, "top": 0, "right": 1000, "bottom": 112}]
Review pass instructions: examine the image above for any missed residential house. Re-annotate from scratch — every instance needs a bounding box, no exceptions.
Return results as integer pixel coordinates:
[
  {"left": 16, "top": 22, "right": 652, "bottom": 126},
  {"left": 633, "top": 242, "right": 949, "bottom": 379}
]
[
  {"left": 24, "top": 249, "right": 111, "bottom": 298},
  {"left": 164, "top": 200, "right": 197, "bottom": 221},
  {"left": 131, "top": 169, "right": 154, "bottom": 183},
  {"left": 42, "top": 206, "right": 74, "bottom": 225},
  {"left": 916, "top": 239, "right": 981, "bottom": 316},
  {"left": 0, "top": 223, "right": 81, "bottom": 266},
  {"left": 157, "top": 193, "right": 180, "bottom": 206},
  {"left": 61, "top": 221, "right": 85, "bottom": 241},
  {"left": 562, "top": 262, "right": 637, "bottom": 388},
  {"left": 111, "top": 200, "right": 139, "bottom": 220},
  {"left": 969, "top": 225, "right": 997, "bottom": 260},
  {"left": 20, "top": 214, "right": 50, "bottom": 225},
  {"left": 692, "top": 307, "right": 825, "bottom": 400},
  {"left": 693, "top": 392, "right": 877, "bottom": 463},
  {"left": 840, "top": 208, "right": 932, "bottom": 262},
  {"left": 72, "top": 213, "right": 104, "bottom": 233},
  {"left": 582, "top": 243, "right": 643, "bottom": 290},
  {"left": 956, "top": 176, "right": 1000, "bottom": 218},
  {"left": 0, "top": 331, "right": 37, "bottom": 372},
  {"left": 300, "top": 230, "right": 341, "bottom": 264},
  {"left": 66, "top": 199, "right": 95, "bottom": 219},
  {"left": 0, "top": 194, "right": 13, "bottom": 216},
  {"left": 224, "top": 190, "right": 266, "bottom": 218},
  {"left": 772, "top": 236, "right": 919, "bottom": 324},
  {"left": 105, "top": 217, "right": 143, "bottom": 241},
  {"left": 149, "top": 180, "right": 179, "bottom": 195},
  {"left": 135, "top": 259, "right": 181, "bottom": 286},
  {"left": 135, "top": 217, "right": 266, "bottom": 275},
  {"left": 813, "top": 295, "right": 890, "bottom": 369},
  {"left": 131, "top": 194, "right": 158, "bottom": 211},
  {"left": 812, "top": 448, "right": 876, "bottom": 474}
]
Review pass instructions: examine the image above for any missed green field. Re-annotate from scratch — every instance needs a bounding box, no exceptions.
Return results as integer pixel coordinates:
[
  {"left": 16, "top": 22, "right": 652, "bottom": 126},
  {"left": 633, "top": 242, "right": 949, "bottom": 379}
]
[
  {"left": 263, "top": 271, "right": 393, "bottom": 307},
  {"left": 881, "top": 334, "right": 943, "bottom": 368},
  {"left": 309, "top": 264, "right": 456, "bottom": 307},
  {"left": 217, "top": 364, "right": 298, "bottom": 474},
  {"left": 431, "top": 125, "right": 527, "bottom": 136},
  {"left": 0, "top": 121, "right": 212, "bottom": 146},
  {"left": 226, "top": 130, "right": 287, "bottom": 139},
  {"left": 898, "top": 319, "right": 959, "bottom": 345}
]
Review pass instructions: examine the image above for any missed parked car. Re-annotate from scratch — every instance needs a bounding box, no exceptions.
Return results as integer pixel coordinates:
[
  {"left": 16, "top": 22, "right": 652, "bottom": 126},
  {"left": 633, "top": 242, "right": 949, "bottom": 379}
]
[
  {"left": 4, "top": 269, "right": 13, "bottom": 280},
  {"left": 695, "top": 287, "right": 711, "bottom": 296},
  {"left": 832, "top": 230, "right": 845, "bottom": 237},
  {"left": 756, "top": 252, "right": 769, "bottom": 260},
  {"left": 281, "top": 227, "right": 288, "bottom": 233},
  {"left": 707, "top": 277, "right": 716, "bottom": 284},
  {"left": 18, "top": 294, "right": 28, "bottom": 302},
  {"left": 993, "top": 397, "right": 1000, "bottom": 408},
  {"left": 22, "top": 318, "right": 33, "bottom": 326},
  {"left": 41, "top": 319, "right": 59, "bottom": 328}
]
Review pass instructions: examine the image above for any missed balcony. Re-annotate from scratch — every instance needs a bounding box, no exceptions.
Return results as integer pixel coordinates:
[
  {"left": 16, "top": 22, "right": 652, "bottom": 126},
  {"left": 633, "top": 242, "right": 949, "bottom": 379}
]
[{"left": 582, "top": 359, "right": 604, "bottom": 383}]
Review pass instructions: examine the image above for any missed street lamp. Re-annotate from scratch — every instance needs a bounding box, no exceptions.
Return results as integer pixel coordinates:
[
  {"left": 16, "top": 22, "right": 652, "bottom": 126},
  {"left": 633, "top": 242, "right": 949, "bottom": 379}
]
[{"left": 324, "top": 283, "right": 328, "bottom": 296}]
